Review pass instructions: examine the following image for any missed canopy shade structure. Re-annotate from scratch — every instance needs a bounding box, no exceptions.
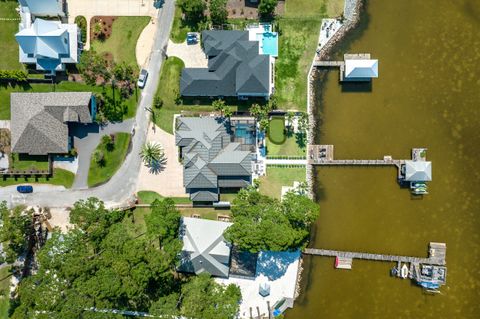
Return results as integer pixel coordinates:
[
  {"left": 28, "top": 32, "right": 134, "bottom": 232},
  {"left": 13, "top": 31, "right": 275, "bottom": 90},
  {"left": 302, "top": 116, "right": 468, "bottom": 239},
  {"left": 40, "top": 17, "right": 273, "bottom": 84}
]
[
  {"left": 344, "top": 59, "right": 379, "bottom": 78},
  {"left": 405, "top": 160, "right": 432, "bottom": 181}
]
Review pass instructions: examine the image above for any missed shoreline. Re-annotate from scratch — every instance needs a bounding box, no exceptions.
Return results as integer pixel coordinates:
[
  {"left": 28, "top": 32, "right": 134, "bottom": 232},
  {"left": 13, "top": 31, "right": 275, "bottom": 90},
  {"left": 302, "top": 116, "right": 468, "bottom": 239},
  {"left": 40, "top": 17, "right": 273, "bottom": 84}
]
[{"left": 298, "top": 0, "right": 364, "bottom": 303}]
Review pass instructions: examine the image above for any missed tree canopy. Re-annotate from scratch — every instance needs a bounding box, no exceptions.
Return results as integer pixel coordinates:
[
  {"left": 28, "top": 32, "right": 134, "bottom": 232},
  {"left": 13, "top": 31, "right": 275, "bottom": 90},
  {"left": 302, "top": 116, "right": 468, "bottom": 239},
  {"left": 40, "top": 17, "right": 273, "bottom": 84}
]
[
  {"left": 209, "top": 0, "right": 228, "bottom": 26},
  {"left": 224, "top": 188, "right": 319, "bottom": 252},
  {"left": 9, "top": 197, "right": 241, "bottom": 318},
  {"left": 178, "top": 0, "right": 206, "bottom": 22},
  {"left": 0, "top": 202, "right": 32, "bottom": 263},
  {"left": 258, "top": 0, "right": 278, "bottom": 19}
]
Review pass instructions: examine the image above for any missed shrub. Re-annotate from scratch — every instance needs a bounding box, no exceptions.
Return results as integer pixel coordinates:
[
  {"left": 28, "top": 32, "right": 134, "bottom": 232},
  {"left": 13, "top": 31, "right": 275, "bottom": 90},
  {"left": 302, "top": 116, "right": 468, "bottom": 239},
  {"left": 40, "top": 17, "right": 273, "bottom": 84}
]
[
  {"left": 153, "top": 96, "right": 163, "bottom": 109},
  {"left": 74, "top": 16, "right": 87, "bottom": 43},
  {"left": 0, "top": 70, "right": 28, "bottom": 82},
  {"left": 101, "top": 135, "right": 114, "bottom": 152},
  {"left": 93, "top": 150, "right": 105, "bottom": 166}
]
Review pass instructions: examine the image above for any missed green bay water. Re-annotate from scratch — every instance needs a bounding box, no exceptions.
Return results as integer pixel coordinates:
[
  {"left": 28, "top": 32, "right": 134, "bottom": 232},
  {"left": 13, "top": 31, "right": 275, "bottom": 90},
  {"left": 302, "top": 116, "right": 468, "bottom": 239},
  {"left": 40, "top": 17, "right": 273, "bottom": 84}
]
[{"left": 286, "top": 0, "right": 480, "bottom": 318}]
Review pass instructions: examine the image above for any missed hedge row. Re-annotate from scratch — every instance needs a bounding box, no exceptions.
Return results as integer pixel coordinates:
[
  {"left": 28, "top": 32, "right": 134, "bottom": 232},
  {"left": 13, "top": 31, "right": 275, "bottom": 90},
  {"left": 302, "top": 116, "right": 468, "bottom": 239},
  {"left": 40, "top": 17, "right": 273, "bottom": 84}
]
[{"left": 0, "top": 70, "right": 28, "bottom": 82}]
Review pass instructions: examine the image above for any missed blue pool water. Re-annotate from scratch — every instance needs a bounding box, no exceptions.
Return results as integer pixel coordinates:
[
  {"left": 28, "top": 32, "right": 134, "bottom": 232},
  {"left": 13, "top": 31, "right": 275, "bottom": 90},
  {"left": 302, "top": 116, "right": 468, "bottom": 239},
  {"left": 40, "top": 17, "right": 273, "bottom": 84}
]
[
  {"left": 261, "top": 32, "right": 278, "bottom": 57},
  {"left": 235, "top": 124, "right": 255, "bottom": 145}
]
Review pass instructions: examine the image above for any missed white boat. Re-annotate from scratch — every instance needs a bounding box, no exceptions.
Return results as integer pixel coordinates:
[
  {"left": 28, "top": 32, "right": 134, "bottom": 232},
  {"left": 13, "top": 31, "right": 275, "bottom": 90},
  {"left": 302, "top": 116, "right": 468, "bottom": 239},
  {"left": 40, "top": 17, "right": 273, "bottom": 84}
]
[{"left": 401, "top": 264, "right": 409, "bottom": 279}]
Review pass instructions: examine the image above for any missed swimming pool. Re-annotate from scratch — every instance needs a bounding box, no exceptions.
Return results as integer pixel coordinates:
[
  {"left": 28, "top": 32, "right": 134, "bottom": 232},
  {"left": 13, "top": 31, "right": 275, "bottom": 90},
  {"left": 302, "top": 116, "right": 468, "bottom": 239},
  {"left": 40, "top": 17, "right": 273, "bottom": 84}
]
[
  {"left": 235, "top": 124, "right": 256, "bottom": 145},
  {"left": 261, "top": 32, "right": 278, "bottom": 57}
]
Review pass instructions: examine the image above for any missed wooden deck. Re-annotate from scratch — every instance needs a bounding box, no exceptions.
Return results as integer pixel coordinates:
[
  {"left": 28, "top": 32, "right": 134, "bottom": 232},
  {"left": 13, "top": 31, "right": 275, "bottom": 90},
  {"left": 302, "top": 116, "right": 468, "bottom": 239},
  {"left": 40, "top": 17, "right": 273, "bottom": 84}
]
[
  {"left": 308, "top": 145, "right": 404, "bottom": 167},
  {"left": 304, "top": 243, "right": 446, "bottom": 266}
]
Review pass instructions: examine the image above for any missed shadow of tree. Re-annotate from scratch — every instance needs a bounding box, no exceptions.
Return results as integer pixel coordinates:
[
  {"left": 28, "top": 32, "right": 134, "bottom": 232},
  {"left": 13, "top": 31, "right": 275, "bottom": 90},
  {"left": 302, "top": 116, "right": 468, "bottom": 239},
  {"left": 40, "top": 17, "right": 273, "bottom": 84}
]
[{"left": 147, "top": 157, "right": 167, "bottom": 175}]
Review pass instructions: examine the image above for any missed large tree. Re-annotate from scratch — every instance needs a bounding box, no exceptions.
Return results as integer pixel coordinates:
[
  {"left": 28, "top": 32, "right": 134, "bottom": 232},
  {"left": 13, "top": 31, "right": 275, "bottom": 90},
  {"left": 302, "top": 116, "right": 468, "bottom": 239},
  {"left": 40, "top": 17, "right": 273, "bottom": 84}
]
[
  {"left": 0, "top": 203, "right": 33, "bottom": 263},
  {"left": 258, "top": 0, "right": 278, "bottom": 19},
  {"left": 209, "top": 0, "right": 228, "bottom": 26},
  {"left": 177, "top": 0, "right": 206, "bottom": 22},
  {"left": 224, "top": 188, "right": 319, "bottom": 252}
]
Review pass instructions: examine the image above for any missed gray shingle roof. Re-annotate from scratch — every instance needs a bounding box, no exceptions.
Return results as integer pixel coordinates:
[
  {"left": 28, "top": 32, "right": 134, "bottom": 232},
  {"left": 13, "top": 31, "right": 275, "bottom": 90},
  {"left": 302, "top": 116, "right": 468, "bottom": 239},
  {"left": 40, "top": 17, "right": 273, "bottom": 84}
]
[
  {"left": 176, "top": 117, "right": 253, "bottom": 201},
  {"left": 11, "top": 92, "right": 92, "bottom": 155},
  {"left": 180, "top": 30, "right": 270, "bottom": 97},
  {"left": 178, "top": 217, "right": 232, "bottom": 278}
]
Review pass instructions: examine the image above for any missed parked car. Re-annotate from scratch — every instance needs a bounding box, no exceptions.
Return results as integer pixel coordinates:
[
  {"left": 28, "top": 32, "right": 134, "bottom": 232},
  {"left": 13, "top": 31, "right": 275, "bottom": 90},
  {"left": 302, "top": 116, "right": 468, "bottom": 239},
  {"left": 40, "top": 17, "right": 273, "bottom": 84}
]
[
  {"left": 16, "top": 185, "right": 33, "bottom": 193},
  {"left": 137, "top": 69, "right": 148, "bottom": 88},
  {"left": 187, "top": 32, "right": 198, "bottom": 45}
]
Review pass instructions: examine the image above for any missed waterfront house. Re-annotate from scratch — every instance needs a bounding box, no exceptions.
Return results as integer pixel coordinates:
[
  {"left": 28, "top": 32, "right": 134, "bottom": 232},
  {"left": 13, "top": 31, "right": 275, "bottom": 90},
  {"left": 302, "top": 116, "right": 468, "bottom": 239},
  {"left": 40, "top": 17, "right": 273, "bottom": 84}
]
[
  {"left": 16, "top": 0, "right": 81, "bottom": 73},
  {"left": 178, "top": 217, "right": 233, "bottom": 278},
  {"left": 10, "top": 92, "right": 95, "bottom": 155},
  {"left": 175, "top": 117, "right": 255, "bottom": 203},
  {"left": 180, "top": 30, "right": 275, "bottom": 100}
]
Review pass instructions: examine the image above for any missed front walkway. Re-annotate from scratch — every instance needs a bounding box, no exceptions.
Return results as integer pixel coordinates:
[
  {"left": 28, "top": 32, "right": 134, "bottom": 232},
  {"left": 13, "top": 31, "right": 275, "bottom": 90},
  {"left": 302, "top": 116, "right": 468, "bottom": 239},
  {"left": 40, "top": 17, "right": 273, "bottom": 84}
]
[
  {"left": 166, "top": 39, "right": 208, "bottom": 68},
  {"left": 71, "top": 119, "right": 134, "bottom": 189},
  {"left": 136, "top": 125, "right": 187, "bottom": 197},
  {"left": 67, "top": 0, "right": 159, "bottom": 49}
]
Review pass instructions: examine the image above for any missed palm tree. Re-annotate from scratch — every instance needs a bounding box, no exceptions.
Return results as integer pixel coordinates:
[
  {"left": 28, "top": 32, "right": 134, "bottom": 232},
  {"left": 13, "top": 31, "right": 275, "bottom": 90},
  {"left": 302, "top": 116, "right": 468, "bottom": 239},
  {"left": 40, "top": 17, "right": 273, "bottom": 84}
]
[{"left": 140, "top": 142, "right": 166, "bottom": 172}]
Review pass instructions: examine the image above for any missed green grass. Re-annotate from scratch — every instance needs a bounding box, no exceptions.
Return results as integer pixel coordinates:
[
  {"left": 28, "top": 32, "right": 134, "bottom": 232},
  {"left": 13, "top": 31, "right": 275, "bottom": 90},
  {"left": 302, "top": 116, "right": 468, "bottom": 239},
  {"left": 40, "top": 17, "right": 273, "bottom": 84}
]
[
  {"left": 268, "top": 116, "right": 286, "bottom": 144},
  {"left": 0, "top": 1, "right": 23, "bottom": 70},
  {"left": 266, "top": 134, "right": 306, "bottom": 156},
  {"left": 275, "top": 0, "right": 344, "bottom": 111},
  {"left": 91, "top": 16, "right": 150, "bottom": 68},
  {"left": 10, "top": 154, "right": 49, "bottom": 171},
  {"left": 0, "top": 81, "right": 138, "bottom": 120},
  {"left": 283, "top": 0, "right": 344, "bottom": 18},
  {"left": 87, "top": 133, "right": 131, "bottom": 187},
  {"left": 136, "top": 191, "right": 191, "bottom": 204},
  {"left": 0, "top": 265, "right": 10, "bottom": 319},
  {"left": 170, "top": 6, "right": 190, "bottom": 43},
  {"left": 0, "top": 168, "right": 75, "bottom": 188},
  {"left": 259, "top": 167, "right": 306, "bottom": 199}
]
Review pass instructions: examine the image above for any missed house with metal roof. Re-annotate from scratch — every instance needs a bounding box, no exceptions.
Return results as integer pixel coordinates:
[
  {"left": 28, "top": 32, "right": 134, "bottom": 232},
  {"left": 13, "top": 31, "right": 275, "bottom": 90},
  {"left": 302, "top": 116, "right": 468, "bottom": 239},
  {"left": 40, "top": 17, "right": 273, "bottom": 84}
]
[
  {"left": 175, "top": 117, "right": 254, "bottom": 203},
  {"left": 10, "top": 92, "right": 95, "bottom": 155},
  {"left": 344, "top": 59, "right": 379, "bottom": 81},
  {"left": 18, "top": 0, "right": 64, "bottom": 17},
  {"left": 16, "top": 0, "right": 80, "bottom": 73},
  {"left": 404, "top": 160, "right": 432, "bottom": 182},
  {"left": 178, "top": 217, "right": 233, "bottom": 278},
  {"left": 180, "top": 30, "right": 274, "bottom": 99}
]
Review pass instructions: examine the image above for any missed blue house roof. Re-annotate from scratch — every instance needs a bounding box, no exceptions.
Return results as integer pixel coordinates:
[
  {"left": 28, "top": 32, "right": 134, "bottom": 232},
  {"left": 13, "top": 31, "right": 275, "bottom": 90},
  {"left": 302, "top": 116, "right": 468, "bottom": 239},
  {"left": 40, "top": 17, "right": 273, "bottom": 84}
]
[{"left": 19, "top": 0, "right": 64, "bottom": 16}]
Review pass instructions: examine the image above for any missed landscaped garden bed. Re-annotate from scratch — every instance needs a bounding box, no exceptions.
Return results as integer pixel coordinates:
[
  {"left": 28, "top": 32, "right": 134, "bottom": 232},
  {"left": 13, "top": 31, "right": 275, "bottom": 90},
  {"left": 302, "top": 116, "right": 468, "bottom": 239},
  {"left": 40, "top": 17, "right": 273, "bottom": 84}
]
[
  {"left": 87, "top": 133, "right": 131, "bottom": 187},
  {"left": 91, "top": 16, "right": 150, "bottom": 68},
  {"left": 0, "top": 168, "right": 74, "bottom": 188}
]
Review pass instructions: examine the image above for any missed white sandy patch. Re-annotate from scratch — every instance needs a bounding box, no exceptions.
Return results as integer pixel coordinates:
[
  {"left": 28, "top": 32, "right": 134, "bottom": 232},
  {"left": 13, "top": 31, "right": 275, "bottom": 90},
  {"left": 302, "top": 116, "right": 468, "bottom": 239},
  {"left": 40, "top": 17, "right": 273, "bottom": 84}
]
[
  {"left": 136, "top": 19, "right": 157, "bottom": 68},
  {"left": 48, "top": 207, "right": 73, "bottom": 233}
]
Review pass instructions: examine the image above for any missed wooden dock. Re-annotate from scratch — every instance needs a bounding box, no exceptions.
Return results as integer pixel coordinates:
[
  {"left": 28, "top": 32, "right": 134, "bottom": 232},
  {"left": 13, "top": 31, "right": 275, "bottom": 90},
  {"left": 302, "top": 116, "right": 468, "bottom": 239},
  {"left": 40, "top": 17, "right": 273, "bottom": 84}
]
[
  {"left": 308, "top": 145, "right": 404, "bottom": 168},
  {"left": 304, "top": 243, "right": 446, "bottom": 266},
  {"left": 312, "top": 60, "right": 344, "bottom": 67}
]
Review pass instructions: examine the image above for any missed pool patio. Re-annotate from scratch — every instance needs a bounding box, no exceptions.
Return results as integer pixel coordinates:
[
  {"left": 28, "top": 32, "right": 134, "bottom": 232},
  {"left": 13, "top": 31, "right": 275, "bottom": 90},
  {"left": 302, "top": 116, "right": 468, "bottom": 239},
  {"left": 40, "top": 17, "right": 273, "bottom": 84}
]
[{"left": 247, "top": 23, "right": 279, "bottom": 57}]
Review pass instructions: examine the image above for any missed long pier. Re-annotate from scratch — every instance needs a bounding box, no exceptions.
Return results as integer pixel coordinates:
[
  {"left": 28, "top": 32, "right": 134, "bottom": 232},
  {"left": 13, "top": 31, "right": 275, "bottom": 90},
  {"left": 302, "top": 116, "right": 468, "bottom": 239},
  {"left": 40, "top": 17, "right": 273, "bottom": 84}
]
[
  {"left": 308, "top": 144, "right": 404, "bottom": 169},
  {"left": 304, "top": 243, "right": 446, "bottom": 266}
]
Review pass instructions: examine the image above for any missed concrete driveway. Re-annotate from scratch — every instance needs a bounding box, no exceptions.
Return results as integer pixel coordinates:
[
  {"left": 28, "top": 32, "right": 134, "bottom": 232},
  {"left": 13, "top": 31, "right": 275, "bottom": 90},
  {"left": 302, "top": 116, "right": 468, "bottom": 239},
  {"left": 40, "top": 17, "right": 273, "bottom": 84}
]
[
  {"left": 166, "top": 40, "right": 208, "bottom": 68},
  {"left": 67, "top": 0, "right": 159, "bottom": 49},
  {"left": 136, "top": 125, "right": 187, "bottom": 197},
  {"left": 70, "top": 120, "right": 134, "bottom": 189}
]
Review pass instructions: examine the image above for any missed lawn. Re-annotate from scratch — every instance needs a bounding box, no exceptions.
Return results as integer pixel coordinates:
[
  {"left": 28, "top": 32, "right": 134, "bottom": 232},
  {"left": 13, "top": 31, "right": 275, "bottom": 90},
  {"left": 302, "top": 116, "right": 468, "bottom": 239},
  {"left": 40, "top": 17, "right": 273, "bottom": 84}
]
[
  {"left": 87, "top": 133, "right": 131, "bottom": 187},
  {"left": 283, "top": 0, "right": 344, "bottom": 18},
  {"left": 0, "top": 81, "right": 138, "bottom": 120},
  {"left": 259, "top": 167, "right": 306, "bottom": 199},
  {"left": 137, "top": 190, "right": 191, "bottom": 204},
  {"left": 91, "top": 16, "right": 150, "bottom": 68},
  {"left": 268, "top": 116, "right": 286, "bottom": 144},
  {"left": 0, "top": 1, "right": 23, "bottom": 70},
  {"left": 0, "top": 168, "right": 75, "bottom": 188},
  {"left": 266, "top": 134, "right": 306, "bottom": 156},
  {"left": 170, "top": 5, "right": 190, "bottom": 43},
  {"left": 10, "top": 154, "right": 49, "bottom": 171},
  {"left": 275, "top": 0, "right": 343, "bottom": 112}
]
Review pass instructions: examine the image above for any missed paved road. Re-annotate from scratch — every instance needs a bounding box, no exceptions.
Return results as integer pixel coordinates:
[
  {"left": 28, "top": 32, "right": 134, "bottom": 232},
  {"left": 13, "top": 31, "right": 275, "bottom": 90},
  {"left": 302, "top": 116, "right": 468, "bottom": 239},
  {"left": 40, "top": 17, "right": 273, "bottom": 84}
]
[{"left": 0, "top": 1, "right": 176, "bottom": 208}]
